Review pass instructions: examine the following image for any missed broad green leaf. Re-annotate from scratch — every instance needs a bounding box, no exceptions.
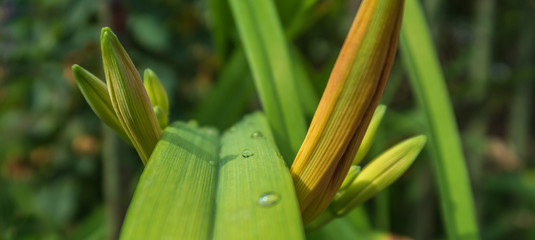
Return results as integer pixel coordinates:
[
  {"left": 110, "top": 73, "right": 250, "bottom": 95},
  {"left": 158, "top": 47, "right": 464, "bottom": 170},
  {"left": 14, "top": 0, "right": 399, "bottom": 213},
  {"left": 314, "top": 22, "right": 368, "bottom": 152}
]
[
  {"left": 120, "top": 122, "right": 219, "bottom": 239},
  {"left": 213, "top": 112, "right": 304, "bottom": 239},
  {"left": 400, "top": 0, "right": 480, "bottom": 239},
  {"left": 71, "top": 64, "right": 131, "bottom": 145},
  {"left": 228, "top": 0, "right": 307, "bottom": 163}
]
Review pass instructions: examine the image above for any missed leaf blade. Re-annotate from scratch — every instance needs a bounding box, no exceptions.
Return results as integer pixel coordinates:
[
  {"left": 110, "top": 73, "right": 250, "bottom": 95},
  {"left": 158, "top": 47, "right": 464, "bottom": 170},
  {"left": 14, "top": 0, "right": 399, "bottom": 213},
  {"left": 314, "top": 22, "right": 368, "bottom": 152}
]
[
  {"left": 400, "top": 1, "right": 480, "bottom": 239},
  {"left": 213, "top": 112, "right": 305, "bottom": 240},
  {"left": 119, "top": 122, "right": 219, "bottom": 240}
]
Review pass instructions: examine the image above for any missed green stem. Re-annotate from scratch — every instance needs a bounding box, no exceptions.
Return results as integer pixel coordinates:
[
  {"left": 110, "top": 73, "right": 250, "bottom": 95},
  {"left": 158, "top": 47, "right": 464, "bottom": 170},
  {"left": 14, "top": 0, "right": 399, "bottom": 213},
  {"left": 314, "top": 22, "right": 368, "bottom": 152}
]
[
  {"left": 102, "top": 125, "right": 122, "bottom": 240},
  {"left": 374, "top": 190, "right": 389, "bottom": 231},
  {"left": 507, "top": 7, "right": 535, "bottom": 162}
]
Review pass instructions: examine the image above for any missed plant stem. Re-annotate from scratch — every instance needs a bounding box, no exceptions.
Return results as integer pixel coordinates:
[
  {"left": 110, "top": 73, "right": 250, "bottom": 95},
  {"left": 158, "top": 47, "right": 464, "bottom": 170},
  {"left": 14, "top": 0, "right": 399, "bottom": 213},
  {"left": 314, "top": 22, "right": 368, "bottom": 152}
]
[
  {"left": 507, "top": 7, "right": 535, "bottom": 163},
  {"left": 102, "top": 126, "right": 122, "bottom": 239},
  {"left": 374, "top": 189, "right": 389, "bottom": 231}
]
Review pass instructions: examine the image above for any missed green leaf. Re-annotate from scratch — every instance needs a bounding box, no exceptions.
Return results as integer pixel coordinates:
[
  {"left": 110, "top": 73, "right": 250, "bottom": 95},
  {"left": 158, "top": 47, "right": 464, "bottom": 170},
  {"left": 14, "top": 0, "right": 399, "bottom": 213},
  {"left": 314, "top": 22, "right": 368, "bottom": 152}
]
[
  {"left": 101, "top": 27, "right": 162, "bottom": 164},
  {"left": 208, "top": 0, "right": 234, "bottom": 60},
  {"left": 213, "top": 112, "right": 305, "bottom": 239},
  {"left": 71, "top": 64, "right": 132, "bottom": 145},
  {"left": 400, "top": 0, "right": 480, "bottom": 239},
  {"left": 120, "top": 122, "right": 219, "bottom": 239},
  {"left": 228, "top": 0, "right": 307, "bottom": 163},
  {"left": 192, "top": 50, "right": 255, "bottom": 130},
  {"left": 291, "top": 47, "right": 320, "bottom": 119},
  {"left": 120, "top": 113, "right": 303, "bottom": 239}
]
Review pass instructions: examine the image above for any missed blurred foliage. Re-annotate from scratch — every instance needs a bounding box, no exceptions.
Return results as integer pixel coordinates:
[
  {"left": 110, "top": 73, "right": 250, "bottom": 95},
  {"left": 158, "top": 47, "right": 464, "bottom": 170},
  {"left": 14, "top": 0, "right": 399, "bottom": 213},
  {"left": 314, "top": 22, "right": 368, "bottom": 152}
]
[{"left": 0, "top": 0, "right": 534, "bottom": 239}]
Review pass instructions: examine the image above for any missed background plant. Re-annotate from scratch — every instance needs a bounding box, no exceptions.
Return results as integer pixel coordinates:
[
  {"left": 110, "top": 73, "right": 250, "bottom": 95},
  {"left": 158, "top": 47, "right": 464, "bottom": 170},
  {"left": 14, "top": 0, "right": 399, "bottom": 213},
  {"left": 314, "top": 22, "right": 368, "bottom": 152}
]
[{"left": 1, "top": 0, "right": 534, "bottom": 239}]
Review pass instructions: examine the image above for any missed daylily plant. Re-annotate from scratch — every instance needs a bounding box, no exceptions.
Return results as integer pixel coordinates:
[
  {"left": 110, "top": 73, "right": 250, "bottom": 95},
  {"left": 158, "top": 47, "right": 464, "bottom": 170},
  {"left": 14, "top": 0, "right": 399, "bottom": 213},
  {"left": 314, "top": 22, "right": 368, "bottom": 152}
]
[{"left": 72, "top": 0, "right": 425, "bottom": 238}]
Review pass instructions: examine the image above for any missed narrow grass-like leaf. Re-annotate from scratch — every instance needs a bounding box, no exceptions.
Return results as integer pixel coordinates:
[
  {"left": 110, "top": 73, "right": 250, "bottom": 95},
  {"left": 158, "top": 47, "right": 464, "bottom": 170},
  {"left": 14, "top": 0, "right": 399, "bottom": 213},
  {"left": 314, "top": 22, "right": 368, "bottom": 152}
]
[
  {"left": 67, "top": 206, "right": 107, "bottom": 240},
  {"left": 120, "top": 122, "right": 219, "bottom": 239},
  {"left": 400, "top": 1, "right": 480, "bottom": 239},
  {"left": 101, "top": 27, "right": 162, "bottom": 164},
  {"left": 213, "top": 112, "right": 304, "bottom": 239},
  {"left": 192, "top": 50, "right": 255, "bottom": 130},
  {"left": 208, "top": 0, "right": 234, "bottom": 60},
  {"left": 72, "top": 64, "right": 131, "bottom": 145},
  {"left": 292, "top": 47, "right": 320, "bottom": 118},
  {"left": 228, "top": 0, "right": 307, "bottom": 162}
]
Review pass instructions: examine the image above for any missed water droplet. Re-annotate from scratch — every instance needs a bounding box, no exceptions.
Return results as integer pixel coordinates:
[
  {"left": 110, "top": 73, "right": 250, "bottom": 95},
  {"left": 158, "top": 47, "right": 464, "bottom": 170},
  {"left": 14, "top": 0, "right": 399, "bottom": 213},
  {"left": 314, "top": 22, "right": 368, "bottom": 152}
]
[
  {"left": 241, "top": 149, "right": 254, "bottom": 158},
  {"left": 208, "top": 160, "right": 216, "bottom": 166},
  {"left": 258, "top": 192, "right": 280, "bottom": 207},
  {"left": 251, "top": 131, "right": 263, "bottom": 138}
]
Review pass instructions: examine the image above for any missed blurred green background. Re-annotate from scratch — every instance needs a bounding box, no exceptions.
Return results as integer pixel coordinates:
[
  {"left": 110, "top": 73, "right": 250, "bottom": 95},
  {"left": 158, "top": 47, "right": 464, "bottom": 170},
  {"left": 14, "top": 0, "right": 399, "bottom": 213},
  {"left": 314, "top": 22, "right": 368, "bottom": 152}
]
[{"left": 1, "top": 0, "right": 534, "bottom": 239}]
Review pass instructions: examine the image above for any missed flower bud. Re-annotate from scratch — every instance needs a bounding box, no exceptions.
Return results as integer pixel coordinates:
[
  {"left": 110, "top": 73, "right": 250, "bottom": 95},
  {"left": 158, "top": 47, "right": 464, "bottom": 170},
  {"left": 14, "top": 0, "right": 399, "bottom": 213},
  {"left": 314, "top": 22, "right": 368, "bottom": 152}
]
[
  {"left": 72, "top": 64, "right": 132, "bottom": 145},
  {"left": 101, "top": 27, "right": 162, "bottom": 164},
  {"left": 331, "top": 135, "right": 426, "bottom": 216},
  {"left": 290, "top": 0, "right": 405, "bottom": 223},
  {"left": 143, "top": 69, "right": 170, "bottom": 115},
  {"left": 153, "top": 105, "right": 168, "bottom": 130},
  {"left": 353, "top": 104, "right": 386, "bottom": 165}
]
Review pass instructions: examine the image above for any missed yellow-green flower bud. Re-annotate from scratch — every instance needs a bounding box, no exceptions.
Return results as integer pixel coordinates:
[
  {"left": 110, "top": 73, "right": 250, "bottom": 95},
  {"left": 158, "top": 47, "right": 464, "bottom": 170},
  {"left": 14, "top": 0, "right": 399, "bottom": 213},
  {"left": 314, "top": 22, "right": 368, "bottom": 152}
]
[
  {"left": 143, "top": 69, "right": 170, "bottom": 115},
  {"left": 339, "top": 165, "right": 361, "bottom": 191},
  {"left": 290, "top": 0, "right": 405, "bottom": 223},
  {"left": 331, "top": 135, "right": 426, "bottom": 216},
  {"left": 101, "top": 27, "right": 162, "bottom": 164},
  {"left": 353, "top": 105, "right": 387, "bottom": 165},
  {"left": 72, "top": 64, "right": 132, "bottom": 145},
  {"left": 153, "top": 105, "right": 168, "bottom": 130}
]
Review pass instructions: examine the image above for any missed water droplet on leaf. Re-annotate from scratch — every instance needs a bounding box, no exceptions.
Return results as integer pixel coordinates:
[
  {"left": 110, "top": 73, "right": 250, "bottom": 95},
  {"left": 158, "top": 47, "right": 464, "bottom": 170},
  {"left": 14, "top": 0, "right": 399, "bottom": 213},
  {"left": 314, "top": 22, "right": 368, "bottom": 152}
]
[
  {"left": 258, "top": 192, "right": 280, "bottom": 207},
  {"left": 242, "top": 149, "right": 254, "bottom": 158},
  {"left": 251, "top": 131, "right": 263, "bottom": 138}
]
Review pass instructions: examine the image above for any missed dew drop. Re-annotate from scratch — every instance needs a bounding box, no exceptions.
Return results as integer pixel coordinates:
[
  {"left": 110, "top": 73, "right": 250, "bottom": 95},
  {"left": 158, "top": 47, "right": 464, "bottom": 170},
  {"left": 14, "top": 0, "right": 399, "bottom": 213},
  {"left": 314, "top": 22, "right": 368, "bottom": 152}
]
[
  {"left": 258, "top": 192, "right": 280, "bottom": 207},
  {"left": 241, "top": 149, "right": 254, "bottom": 158},
  {"left": 208, "top": 160, "right": 216, "bottom": 166},
  {"left": 250, "top": 131, "right": 264, "bottom": 138}
]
